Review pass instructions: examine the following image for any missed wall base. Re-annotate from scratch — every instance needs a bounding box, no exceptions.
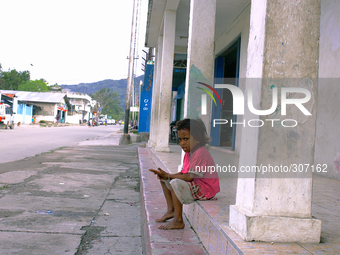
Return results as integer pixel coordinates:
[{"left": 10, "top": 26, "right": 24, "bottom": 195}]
[
  {"left": 119, "top": 134, "right": 131, "bottom": 145},
  {"left": 147, "top": 139, "right": 156, "bottom": 147},
  {"left": 154, "top": 145, "right": 170, "bottom": 152},
  {"left": 139, "top": 132, "right": 149, "bottom": 142},
  {"left": 229, "top": 205, "right": 321, "bottom": 243}
]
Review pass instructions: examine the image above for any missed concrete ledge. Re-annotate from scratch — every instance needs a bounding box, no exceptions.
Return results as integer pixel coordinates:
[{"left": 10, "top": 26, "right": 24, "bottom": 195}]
[
  {"left": 139, "top": 132, "right": 150, "bottom": 141},
  {"left": 130, "top": 134, "right": 142, "bottom": 142},
  {"left": 229, "top": 205, "right": 322, "bottom": 243},
  {"left": 154, "top": 145, "right": 170, "bottom": 152},
  {"left": 147, "top": 139, "right": 156, "bottom": 147},
  {"left": 138, "top": 147, "right": 208, "bottom": 255},
  {"left": 183, "top": 202, "right": 243, "bottom": 255}
]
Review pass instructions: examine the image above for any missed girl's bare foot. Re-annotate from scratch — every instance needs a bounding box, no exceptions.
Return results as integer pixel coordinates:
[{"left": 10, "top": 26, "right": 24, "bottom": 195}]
[
  {"left": 155, "top": 211, "right": 175, "bottom": 222},
  {"left": 158, "top": 218, "right": 185, "bottom": 230}
]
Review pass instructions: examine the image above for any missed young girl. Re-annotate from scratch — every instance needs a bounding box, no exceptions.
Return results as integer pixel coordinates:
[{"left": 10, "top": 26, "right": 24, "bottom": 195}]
[{"left": 149, "top": 118, "right": 220, "bottom": 230}]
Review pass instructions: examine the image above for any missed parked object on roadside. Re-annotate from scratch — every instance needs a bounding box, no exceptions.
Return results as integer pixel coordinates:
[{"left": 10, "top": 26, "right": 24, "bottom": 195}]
[{"left": 0, "top": 102, "right": 15, "bottom": 129}]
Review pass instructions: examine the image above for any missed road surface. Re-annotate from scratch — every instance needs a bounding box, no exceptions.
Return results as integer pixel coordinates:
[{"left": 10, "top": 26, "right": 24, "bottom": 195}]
[{"left": 0, "top": 124, "right": 122, "bottom": 164}]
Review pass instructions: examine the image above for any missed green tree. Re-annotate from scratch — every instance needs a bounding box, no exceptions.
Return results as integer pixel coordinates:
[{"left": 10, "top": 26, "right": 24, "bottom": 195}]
[
  {"left": 0, "top": 67, "right": 30, "bottom": 90},
  {"left": 18, "top": 79, "right": 50, "bottom": 92},
  {"left": 91, "top": 88, "right": 123, "bottom": 119},
  {"left": 0, "top": 64, "right": 5, "bottom": 89},
  {"left": 49, "top": 83, "right": 62, "bottom": 91},
  {"left": 105, "top": 98, "right": 124, "bottom": 120}
]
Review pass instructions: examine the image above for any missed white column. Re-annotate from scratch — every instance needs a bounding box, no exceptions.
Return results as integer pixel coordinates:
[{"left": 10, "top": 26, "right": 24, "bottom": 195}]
[
  {"left": 154, "top": 10, "right": 176, "bottom": 152},
  {"left": 184, "top": 0, "right": 216, "bottom": 135},
  {"left": 148, "top": 35, "right": 163, "bottom": 147},
  {"left": 229, "top": 0, "right": 321, "bottom": 243}
]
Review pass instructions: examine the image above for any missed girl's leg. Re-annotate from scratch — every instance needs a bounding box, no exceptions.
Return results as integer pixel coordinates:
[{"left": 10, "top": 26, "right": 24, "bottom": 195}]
[
  {"left": 155, "top": 180, "right": 175, "bottom": 222},
  {"left": 158, "top": 187, "right": 185, "bottom": 230}
]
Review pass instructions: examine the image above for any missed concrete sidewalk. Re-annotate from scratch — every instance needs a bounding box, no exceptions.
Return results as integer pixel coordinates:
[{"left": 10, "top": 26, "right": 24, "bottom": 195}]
[
  {"left": 0, "top": 133, "right": 143, "bottom": 254},
  {"left": 140, "top": 144, "right": 340, "bottom": 255}
]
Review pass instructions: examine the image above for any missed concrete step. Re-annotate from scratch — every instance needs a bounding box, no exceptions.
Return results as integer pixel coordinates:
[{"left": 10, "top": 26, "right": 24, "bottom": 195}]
[{"left": 138, "top": 147, "right": 208, "bottom": 255}]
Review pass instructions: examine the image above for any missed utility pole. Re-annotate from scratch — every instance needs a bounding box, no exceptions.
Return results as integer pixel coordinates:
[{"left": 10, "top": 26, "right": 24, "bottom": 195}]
[
  {"left": 121, "top": 0, "right": 139, "bottom": 143},
  {"left": 132, "top": 79, "right": 135, "bottom": 124}
]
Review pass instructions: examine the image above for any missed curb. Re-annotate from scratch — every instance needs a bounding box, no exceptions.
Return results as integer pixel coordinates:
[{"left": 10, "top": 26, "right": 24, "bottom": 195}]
[{"left": 138, "top": 147, "right": 208, "bottom": 255}]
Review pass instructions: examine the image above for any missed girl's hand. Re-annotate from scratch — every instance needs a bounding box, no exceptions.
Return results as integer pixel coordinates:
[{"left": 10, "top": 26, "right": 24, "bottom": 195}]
[{"left": 149, "top": 168, "right": 168, "bottom": 180}]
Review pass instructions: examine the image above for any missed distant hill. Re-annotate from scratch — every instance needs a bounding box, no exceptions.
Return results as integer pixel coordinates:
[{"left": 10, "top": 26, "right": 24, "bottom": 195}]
[{"left": 60, "top": 75, "right": 144, "bottom": 108}]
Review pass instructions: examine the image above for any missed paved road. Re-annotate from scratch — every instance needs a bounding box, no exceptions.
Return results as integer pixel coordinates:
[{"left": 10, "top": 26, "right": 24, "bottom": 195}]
[
  {"left": 0, "top": 124, "right": 123, "bottom": 164},
  {"left": 0, "top": 131, "right": 142, "bottom": 254}
]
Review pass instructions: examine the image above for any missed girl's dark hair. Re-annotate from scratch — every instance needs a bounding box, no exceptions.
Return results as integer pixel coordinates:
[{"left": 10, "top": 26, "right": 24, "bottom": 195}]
[{"left": 176, "top": 118, "right": 210, "bottom": 146}]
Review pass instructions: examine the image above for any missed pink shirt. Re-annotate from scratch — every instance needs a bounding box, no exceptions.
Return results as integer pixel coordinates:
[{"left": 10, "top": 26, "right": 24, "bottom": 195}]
[{"left": 181, "top": 146, "right": 220, "bottom": 199}]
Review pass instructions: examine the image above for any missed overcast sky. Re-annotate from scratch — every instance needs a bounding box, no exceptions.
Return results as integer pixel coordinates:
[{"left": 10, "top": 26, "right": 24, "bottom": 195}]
[{"left": 0, "top": 0, "right": 148, "bottom": 85}]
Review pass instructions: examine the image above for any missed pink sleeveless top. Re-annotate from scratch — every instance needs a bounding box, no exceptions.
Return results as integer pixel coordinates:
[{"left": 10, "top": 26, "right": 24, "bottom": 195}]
[{"left": 181, "top": 146, "right": 220, "bottom": 199}]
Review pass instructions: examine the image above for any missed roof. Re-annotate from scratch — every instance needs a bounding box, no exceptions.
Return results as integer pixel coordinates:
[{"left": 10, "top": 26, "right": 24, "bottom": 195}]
[
  {"left": 3, "top": 93, "right": 15, "bottom": 98},
  {"left": 15, "top": 91, "right": 67, "bottom": 103},
  {"left": 145, "top": 0, "right": 250, "bottom": 50},
  {"left": 66, "top": 92, "right": 92, "bottom": 101},
  {"left": 0, "top": 90, "right": 67, "bottom": 103}
]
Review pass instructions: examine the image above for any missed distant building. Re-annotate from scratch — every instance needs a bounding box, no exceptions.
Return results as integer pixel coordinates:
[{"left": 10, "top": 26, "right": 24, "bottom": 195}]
[
  {"left": 1, "top": 90, "right": 71, "bottom": 123},
  {"left": 66, "top": 92, "right": 93, "bottom": 124},
  {"left": 0, "top": 90, "right": 94, "bottom": 124}
]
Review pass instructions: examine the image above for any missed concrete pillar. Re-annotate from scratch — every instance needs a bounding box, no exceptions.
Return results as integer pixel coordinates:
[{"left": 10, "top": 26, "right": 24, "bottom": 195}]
[
  {"left": 154, "top": 10, "right": 176, "bottom": 152},
  {"left": 148, "top": 35, "right": 163, "bottom": 147},
  {"left": 229, "top": 0, "right": 321, "bottom": 243},
  {"left": 184, "top": 0, "right": 216, "bottom": 135}
]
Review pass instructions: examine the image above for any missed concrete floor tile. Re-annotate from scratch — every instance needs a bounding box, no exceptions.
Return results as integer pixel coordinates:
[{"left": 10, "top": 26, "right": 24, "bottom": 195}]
[
  {"left": 0, "top": 232, "right": 80, "bottom": 255},
  {"left": 0, "top": 210, "right": 88, "bottom": 234},
  {"left": 148, "top": 221, "right": 200, "bottom": 244},
  {"left": 150, "top": 243, "right": 207, "bottom": 255},
  {"left": 83, "top": 236, "right": 143, "bottom": 255}
]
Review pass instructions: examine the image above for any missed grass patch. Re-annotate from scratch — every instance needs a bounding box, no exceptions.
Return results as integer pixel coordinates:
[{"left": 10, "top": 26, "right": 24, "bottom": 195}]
[
  {"left": 131, "top": 130, "right": 139, "bottom": 135},
  {"left": 48, "top": 147, "right": 65, "bottom": 153},
  {"left": 0, "top": 185, "right": 9, "bottom": 190}
]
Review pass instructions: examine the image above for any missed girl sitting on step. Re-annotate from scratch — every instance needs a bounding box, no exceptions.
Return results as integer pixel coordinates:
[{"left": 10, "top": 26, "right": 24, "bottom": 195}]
[{"left": 149, "top": 118, "right": 220, "bottom": 230}]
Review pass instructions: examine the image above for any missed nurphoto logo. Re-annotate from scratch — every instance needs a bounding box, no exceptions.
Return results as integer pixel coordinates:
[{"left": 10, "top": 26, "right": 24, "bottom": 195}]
[{"left": 198, "top": 82, "right": 312, "bottom": 128}]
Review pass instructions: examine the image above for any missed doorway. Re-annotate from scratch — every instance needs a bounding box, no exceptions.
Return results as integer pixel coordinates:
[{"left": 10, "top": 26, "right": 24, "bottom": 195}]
[{"left": 210, "top": 38, "right": 240, "bottom": 150}]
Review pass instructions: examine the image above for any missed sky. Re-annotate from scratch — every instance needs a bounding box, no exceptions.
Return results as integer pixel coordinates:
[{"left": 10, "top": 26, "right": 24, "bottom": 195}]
[{"left": 0, "top": 0, "right": 148, "bottom": 85}]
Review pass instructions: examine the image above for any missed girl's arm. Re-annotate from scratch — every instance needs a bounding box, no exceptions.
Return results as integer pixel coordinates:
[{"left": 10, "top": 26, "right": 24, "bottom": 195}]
[
  {"left": 149, "top": 168, "right": 194, "bottom": 182},
  {"left": 169, "top": 172, "right": 194, "bottom": 182}
]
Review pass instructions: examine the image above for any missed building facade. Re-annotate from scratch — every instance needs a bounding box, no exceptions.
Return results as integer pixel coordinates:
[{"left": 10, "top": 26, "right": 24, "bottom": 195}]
[
  {"left": 66, "top": 92, "right": 93, "bottom": 124},
  {"left": 145, "top": 0, "right": 339, "bottom": 243}
]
